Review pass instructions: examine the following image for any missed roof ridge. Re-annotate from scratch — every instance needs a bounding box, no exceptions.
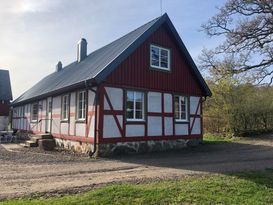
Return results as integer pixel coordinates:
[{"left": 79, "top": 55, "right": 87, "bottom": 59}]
[
  {"left": 88, "top": 15, "right": 163, "bottom": 79},
  {"left": 55, "top": 15, "right": 163, "bottom": 75},
  {"left": 84, "top": 15, "right": 162, "bottom": 63}
]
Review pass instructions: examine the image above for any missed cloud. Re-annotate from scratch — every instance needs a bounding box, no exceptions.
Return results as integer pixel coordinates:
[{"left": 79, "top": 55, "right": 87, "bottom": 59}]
[
  {"left": 1, "top": 0, "right": 58, "bottom": 14},
  {"left": 0, "top": 0, "right": 224, "bottom": 99}
]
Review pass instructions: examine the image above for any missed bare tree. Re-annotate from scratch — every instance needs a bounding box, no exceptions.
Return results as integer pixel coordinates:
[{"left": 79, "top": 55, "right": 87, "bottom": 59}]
[{"left": 200, "top": 0, "right": 273, "bottom": 84}]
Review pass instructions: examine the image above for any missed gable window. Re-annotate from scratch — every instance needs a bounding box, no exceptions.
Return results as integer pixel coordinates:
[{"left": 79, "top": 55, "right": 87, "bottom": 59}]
[
  {"left": 61, "top": 95, "right": 69, "bottom": 121},
  {"left": 31, "top": 102, "right": 39, "bottom": 122},
  {"left": 77, "top": 91, "right": 86, "bottom": 120},
  {"left": 126, "top": 91, "right": 145, "bottom": 121},
  {"left": 150, "top": 45, "right": 170, "bottom": 71},
  {"left": 174, "top": 96, "right": 188, "bottom": 121}
]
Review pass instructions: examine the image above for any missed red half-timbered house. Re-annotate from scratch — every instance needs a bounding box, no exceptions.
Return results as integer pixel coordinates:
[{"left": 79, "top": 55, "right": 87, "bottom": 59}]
[{"left": 12, "top": 14, "right": 211, "bottom": 156}]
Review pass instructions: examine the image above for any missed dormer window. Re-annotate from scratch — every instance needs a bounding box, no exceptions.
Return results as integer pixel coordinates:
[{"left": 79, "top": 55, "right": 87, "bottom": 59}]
[{"left": 150, "top": 45, "right": 170, "bottom": 71}]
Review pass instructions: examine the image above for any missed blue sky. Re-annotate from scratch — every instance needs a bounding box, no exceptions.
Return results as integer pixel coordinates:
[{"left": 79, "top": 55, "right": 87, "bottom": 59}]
[{"left": 0, "top": 0, "right": 226, "bottom": 98}]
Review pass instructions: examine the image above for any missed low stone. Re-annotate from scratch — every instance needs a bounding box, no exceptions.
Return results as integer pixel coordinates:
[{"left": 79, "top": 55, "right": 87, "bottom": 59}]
[
  {"left": 55, "top": 137, "right": 203, "bottom": 157},
  {"left": 112, "top": 144, "right": 136, "bottom": 155},
  {"left": 174, "top": 139, "right": 187, "bottom": 149},
  {"left": 163, "top": 141, "right": 172, "bottom": 150},
  {"left": 150, "top": 141, "right": 163, "bottom": 152},
  {"left": 186, "top": 139, "right": 202, "bottom": 147},
  {"left": 138, "top": 142, "right": 149, "bottom": 153}
]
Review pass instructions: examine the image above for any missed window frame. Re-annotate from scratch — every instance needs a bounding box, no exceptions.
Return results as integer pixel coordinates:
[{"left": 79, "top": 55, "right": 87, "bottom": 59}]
[
  {"left": 76, "top": 90, "right": 87, "bottom": 121},
  {"left": 31, "top": 102, "right": 39, "bottom": 122},
  {"left": 150, "top": 44, "right": 171, "bottom": 71},
  {"left": 174, "top": 95, "right": 188, "bottom": 122},
  {"left": 61, "top": 94, "right": 70, "bottom": 121},
  {"left": 126, "top": 90, "right": 145, "bottom": 122}
]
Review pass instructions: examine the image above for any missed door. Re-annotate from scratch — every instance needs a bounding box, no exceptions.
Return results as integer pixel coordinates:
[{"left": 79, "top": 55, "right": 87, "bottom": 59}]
[{"left": 46, "top": 97, "right": 52, "bottom": 133}]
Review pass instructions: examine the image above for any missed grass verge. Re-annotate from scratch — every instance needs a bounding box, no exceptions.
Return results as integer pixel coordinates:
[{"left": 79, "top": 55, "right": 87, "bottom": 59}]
[
  {"left": 203, "top": 133, "right": 239, "bottom": 144},
  {"left": 1, "top": 169, "right": 273, "bottom": 205}
]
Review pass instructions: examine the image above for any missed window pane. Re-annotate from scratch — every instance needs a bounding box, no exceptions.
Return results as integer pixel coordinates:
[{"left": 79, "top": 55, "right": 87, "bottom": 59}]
[
  {"left": 161, "top": 49, "right": 168, "bottom": 57},
  {"left": 180, "top": 96, "right": 187, "bottom": 120},
  {"left": 180, "top": 96, "right": 186, "bottom": 104},
  {"left": 126, "top": 91, "right": 134, "bottom": 119},
  {"left": 32, "top": 103, "right": 38, "bottom": 121},
  {"left": 79, "top": 92, "right": 82, "bottom": 101},
  {"left": 160, "top": 60, "right": 168, "bottom": 68},
  {"left": 83, "top": 92, "right": 86, "bottom": 111},
  {"left": 82, "top": 92, "right": 86, "bottom": 102},
  {"left": 135, "top": 101, "right": 142, "bottom": 110},
  {"left": 151, "top": 46, "right": 159, "bottom": 66},
  {"left": 77, "top": 91, "right": 86, "bottom": 119},
  {"left": 82, "top": 108, "right": 86, "bottom": 119},
  {"left": 135, "top": 92, "right": 143, "bottom": 102},
  {"left": 127, "top": 91, "right": 134, "bottom": 101},
  {"left": 152, "top": 59, "right": 159, "bottom": 67},
  {"left": 49, "top": 101, "right": 52, "bottom": 112},
  {"left": 126, "top": 101, "right": 134, "bottom": 110},
  {"left": 79, "top": 99, "right": 82, "bottom": 110},
  {"left": 126, "top": 110, "right": 134, "bottom": 119},
  {"left": 160, "top": 52, "right": 169, "bottom": 68},
  {"left": 135, "top": 110, "right": 143, "bottom": 119},
  {"left": 77, "top": 111, "right": 81, "bottom": 119},
  {"left": 181, "top": 112, "right": 186, "bottom": 120},
  {"left": 64, "top": 95, "right": 69, "bottom": 119},
  {"left": 181, "top": 105, "right": 186, "bottom": 112},
  {"left": 151, "top": 47, "right": 159, "bottom": 58}
]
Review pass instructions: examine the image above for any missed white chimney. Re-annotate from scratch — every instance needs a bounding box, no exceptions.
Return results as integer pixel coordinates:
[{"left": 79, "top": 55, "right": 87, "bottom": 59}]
[
  {"left": 56, "top": 61, "right": 62, "bottom": 72},
  {"left": 77, "top": 38, "right": 87, "bottom": 62}
]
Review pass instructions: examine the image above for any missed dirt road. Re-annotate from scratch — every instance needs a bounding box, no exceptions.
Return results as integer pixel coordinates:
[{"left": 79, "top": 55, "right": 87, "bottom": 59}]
[{"left": 0, "top": 137, "right": 273, "bottom": 199}]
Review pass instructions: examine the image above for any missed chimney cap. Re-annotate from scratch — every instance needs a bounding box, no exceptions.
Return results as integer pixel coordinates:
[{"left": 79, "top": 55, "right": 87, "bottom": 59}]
[{"left": 78, "top": 38, "right": 87, "bottom": 44}]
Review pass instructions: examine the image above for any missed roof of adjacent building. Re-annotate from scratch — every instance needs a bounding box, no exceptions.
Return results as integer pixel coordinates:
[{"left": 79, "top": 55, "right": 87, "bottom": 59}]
[
  {"left": 0, "top": 69, "right": 12, "bottom": 101},
  {"left": 13, "top": 13, "right": 211, "bottom": 105}
]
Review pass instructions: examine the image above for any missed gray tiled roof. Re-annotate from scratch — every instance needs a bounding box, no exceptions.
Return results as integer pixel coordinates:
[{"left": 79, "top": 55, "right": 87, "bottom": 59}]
[
  {"left": 13, "top": 13, "right": 211, "bottom": 105},
  {"left": 0, "top": 69, "right": 12, "bottom": 101}
]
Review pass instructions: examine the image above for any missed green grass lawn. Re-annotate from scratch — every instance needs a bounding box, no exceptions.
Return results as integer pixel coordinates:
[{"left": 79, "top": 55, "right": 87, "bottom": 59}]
[
  {"left": 1, "top": 169, "right": 273, "bottom": 205},
  {"left": 203, "top": 133, "right": 240, "bottom": 144}
]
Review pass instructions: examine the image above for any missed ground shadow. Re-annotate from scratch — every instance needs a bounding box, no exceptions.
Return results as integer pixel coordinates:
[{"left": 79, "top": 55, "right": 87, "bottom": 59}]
[{"left": 106, "top": 136, "right": 273, "bottom": 188}]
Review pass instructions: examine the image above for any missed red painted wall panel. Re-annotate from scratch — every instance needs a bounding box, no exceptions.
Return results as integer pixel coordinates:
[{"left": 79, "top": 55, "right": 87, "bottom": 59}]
[{"left": 105, "top": 24, "right": 204, "bottom": 96}]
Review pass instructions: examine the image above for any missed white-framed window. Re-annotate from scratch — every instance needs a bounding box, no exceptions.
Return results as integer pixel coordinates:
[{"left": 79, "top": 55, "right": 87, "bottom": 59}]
[
  {"left": 174, "top": 96, "right": 188, "bottom": 121},
  {"left": 31, "top": 102, "right": 39, "bottom": 122},
  {"left": 77, "top": 91, "right": 86, "bottom": 120},
  {"left": 126, "top": 91, "right": 145, "bottom": 121},
  {"left": 150, "top": 45, "right": 170, "bottom": 71},
  {"left": 61, "top": 94, "right": 69, "bottom": 120},
  {"left": 48, "top": 101, "right": 52, "bottom": 113}
]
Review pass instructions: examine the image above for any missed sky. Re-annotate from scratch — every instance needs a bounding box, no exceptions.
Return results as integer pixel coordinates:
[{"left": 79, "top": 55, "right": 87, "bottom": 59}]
[{"left": 0, "top": 0, "right": 226, "bottom": 99}]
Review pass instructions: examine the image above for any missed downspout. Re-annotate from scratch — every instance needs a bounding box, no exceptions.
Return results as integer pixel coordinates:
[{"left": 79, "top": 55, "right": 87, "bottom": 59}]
[{"left": 85, "top": 80, "right": 98, "bottom": 157}]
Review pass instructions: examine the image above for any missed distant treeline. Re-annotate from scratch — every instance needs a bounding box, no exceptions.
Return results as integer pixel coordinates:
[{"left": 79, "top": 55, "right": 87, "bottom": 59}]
[{"left": 204, "top": 80, "right": 273, "bottom": 136}]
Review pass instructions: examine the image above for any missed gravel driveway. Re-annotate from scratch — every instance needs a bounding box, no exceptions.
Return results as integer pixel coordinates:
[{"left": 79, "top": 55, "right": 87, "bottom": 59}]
[{"left": 0, "top": 136, "right": 273, "bottom": 200}]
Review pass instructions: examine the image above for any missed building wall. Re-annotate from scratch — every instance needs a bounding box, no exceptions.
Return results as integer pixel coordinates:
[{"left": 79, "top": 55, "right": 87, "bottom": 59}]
[
  {"left": 11, "top": 24, "right": 206, "bottom": 153},
  {"left": 0, "top": 102, "right": 9, "bottom": 116},
  {"left": 12, "top": 88, "right": 97, "bottom": 142},
  {"left": 98, "top": 24, "right": 205, "bottom": 145},
  {"left": 105, "top": 24, "right": 205, "bottom": 96},
  {"left": 0, "top": 101, "right": 10, "bottom": 131},
  {"left": 98, "top": 85, "right": 202, "bottom": 144}
]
